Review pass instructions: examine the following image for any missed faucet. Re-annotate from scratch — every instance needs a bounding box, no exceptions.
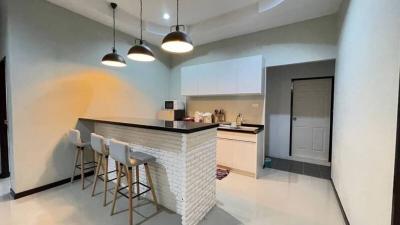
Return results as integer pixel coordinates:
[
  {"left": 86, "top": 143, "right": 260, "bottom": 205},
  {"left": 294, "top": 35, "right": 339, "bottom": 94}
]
[{"left": 236, "top": 113, "right": 243, "bottom": 127}]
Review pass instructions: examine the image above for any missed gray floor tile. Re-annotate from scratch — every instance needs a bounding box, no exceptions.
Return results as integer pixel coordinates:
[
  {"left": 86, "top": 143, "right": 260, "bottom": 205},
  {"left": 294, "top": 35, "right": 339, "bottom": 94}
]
[
  {"left": 271, "top": 158, "right": 290, "bottom": 171},
  {"left": 303, "top": 163, "right": 322, "bottom": 178},
  {"left": 289, "top": 161, "right": 304, "bottom": 174},
  {"left": 268, "top": 157, "right": 331, "bottom": 180},
  {"left": 320, "top": 166, "right": 331, "bottom": 179}
]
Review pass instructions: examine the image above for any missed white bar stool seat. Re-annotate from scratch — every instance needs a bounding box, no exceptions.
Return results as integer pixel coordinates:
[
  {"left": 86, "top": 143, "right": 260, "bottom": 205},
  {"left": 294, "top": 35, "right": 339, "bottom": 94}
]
[
  {"left": 109, "top": 139, "right": 158, "bottom": 225},
  {"left": 68, "top": 129, "right": 96, "bottom": 190},
  {"left": 91, "top": 133, "right": 123, "bottom": 206}
]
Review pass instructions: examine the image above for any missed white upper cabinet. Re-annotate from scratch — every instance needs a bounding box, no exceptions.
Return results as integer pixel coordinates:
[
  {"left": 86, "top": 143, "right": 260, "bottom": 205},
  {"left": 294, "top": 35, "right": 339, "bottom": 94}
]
[
  {"left": 181, "top": 55, "right": 264, "bottom": 96},
  {"left": 197, "top": 64, "right": 218, "bottom": 95},
  {"left": 181, "top": 66, "right": 198, "bottom": 96},
  {"left": 237, "top": 56, "right": 264, "bottom": 94},
  {"left": 216, "top": 60, "right": 237, "bottom": 95}
]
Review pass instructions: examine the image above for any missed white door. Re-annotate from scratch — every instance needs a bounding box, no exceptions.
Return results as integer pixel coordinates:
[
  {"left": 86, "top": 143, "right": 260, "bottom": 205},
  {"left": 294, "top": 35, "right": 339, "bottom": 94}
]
[{"left": 291, "top": 78, "right": 332, "bottom": 164}]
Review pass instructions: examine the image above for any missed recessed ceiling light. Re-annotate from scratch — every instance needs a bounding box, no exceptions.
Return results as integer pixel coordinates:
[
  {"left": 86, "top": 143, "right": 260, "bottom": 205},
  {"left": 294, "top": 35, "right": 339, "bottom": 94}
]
[
  {"left": 258, "top": 0, "right": 285, "bottom": 13},
  {"left": 163, "top": 13, "right": 170, "bottom": 20}
]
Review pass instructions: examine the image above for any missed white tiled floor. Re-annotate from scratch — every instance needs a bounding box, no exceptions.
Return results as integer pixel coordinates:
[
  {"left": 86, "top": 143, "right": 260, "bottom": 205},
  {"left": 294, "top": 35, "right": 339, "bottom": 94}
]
[
  {"left": 0, "top": 169, "right": 346, "bottom": 225},
  {"left": 216, "top": 169, "right": 346, "bottom": 225}
]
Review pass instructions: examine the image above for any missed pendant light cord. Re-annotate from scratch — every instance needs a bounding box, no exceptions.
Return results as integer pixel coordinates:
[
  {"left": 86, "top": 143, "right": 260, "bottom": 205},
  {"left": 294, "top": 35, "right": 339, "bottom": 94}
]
[
  {"left": 176, "top": 0, "right": 179, "bottom": 26},
  {"left": 112, "top": 5, "right": 116, "bottom": 53},
  {"left": 140, "top": 0, "right": 143, "bottom": 42}
]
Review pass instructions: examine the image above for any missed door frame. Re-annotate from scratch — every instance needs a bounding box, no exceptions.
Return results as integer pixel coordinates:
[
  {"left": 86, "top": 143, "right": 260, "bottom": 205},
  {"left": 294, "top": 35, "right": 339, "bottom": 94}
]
[
  {"left": 392, "top": 73, "right": 400, "bottom": 225},
  {"left": 0, "top": 57, "right": 9, "bottom": 178},
  {"left": 289, "top": 76, "right": 335, "bottom": 163}
]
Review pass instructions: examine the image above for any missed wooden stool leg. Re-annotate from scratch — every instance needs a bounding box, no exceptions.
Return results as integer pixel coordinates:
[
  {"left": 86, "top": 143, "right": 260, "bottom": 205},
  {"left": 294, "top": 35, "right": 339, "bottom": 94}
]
[
  {"left": 80, "top": 148, "right": 85, "bottom": 190},
  {"left": 144, "top": 163, "right": 158, "bottom": 208},
  {"left": 103, "top": 156, "right": 109, "bottom": 206},
  {"left": 71, "top": 147, "right": 79, "bottom": 183},
  {"left": 127, "top": 166, "right": 133, "bottom": 225},
  {"left": 91, "top": 153, "right": 102, "bottom": 196},
  {"left": 115, "top": 161, "right": 120, "bottom": 189},
  {"left": 135, "top": 166, "right": 140, "bottom": 198},
  {"left": 123, "top": 166, "right": 129, "bottom": 185},
  {"left": 111, "top": 163, "right": 122, "bottom": 216}
]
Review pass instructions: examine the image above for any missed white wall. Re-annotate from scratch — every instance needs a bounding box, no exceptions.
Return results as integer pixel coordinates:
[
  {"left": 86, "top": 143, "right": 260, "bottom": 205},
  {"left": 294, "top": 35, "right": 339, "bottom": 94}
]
[
  {"left": 169, "top": 14, "right": 339, "bottom": 102},
  {"left": 331, "top": 0, "right": 400, "bottom": 224},
  {"left": 6, "top": 0, "right": 171, "bottom": 192},
  {"left": 266, "top": 60, "right": 336, "bottom": 159}
]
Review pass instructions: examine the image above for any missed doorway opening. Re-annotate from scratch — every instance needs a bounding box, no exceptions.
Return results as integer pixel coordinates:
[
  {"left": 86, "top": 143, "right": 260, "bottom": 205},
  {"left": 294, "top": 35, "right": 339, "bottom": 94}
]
[
  {"left": 0, "top": 57, "right": 9, "bottom": 179},
  {"left": 289, "top": 76, "right": 334, "bottom": 166}
]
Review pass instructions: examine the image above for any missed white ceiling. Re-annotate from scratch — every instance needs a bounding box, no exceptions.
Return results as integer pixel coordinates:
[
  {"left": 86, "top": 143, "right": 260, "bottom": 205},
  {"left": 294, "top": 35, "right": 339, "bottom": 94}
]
[{"left": 47, "top": 0, "right": 342, "bottom": 46}]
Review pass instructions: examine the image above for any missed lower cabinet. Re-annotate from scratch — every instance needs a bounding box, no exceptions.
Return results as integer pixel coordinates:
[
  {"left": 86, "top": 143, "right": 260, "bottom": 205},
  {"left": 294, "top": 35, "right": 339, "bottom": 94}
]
[{"left": 216, "top": 130, "right": 264, "bottom": 178}]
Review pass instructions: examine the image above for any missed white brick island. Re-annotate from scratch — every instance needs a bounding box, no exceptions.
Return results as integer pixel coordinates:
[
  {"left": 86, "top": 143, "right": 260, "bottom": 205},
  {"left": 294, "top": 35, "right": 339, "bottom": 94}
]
[{"left": 79, "top": 118, "right": 218, "bottom": 225}]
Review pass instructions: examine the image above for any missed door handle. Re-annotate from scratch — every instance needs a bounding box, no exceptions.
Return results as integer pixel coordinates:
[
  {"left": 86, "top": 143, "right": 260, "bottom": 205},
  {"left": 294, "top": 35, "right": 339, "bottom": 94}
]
[
  {"left": 4, "top": 120, "right": 8, "bottom": 125},
  {"left": 292, "top": 117, "right": 297, "bottom": 121}
]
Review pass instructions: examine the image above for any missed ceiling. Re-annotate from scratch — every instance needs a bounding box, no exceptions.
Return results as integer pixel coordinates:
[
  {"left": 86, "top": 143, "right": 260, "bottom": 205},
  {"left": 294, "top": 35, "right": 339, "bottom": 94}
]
[{"left": 47, "top": 0, "right": 342, "bottom": 46}]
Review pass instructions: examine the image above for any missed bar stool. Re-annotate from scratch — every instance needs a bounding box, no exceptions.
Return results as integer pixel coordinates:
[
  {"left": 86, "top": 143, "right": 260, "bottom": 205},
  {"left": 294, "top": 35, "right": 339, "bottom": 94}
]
[
  {"left": 69, "top": 129, "right": 96, "bottom": 190},
  {"left": 109, "top": 139, "right": 158, "bottom": 225},
  {"left": 90, "top": 133, "right": 122, "bottom": 206}
]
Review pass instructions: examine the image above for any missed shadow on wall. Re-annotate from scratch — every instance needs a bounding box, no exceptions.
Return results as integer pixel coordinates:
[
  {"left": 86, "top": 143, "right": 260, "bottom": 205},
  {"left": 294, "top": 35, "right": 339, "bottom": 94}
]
[{"left": 11, "top": 68, "right": 157, "bottom": 192}]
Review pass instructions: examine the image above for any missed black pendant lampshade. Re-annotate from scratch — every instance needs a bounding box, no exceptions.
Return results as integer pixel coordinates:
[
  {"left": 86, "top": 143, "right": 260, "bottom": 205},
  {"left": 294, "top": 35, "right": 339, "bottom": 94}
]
[
  {"left": 128, "top": 41, "right": 155, "bottom": 62},
  {"left": 161, "top": 0, "right": 193, "bottom": 53},
  {"left": 127, "top": 0, "right": 155, "bottom": 62},
  {"left": 102, "top": 3, "right": 126, "bottom": 67}
]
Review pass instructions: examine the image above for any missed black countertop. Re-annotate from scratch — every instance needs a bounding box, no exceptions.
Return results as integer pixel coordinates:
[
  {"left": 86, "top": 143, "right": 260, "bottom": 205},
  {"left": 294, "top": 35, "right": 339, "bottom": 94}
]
[
  {"left": 79, "top": 117, "right": 219, "bottom": 134},
  {"left": 217, "top": 123, "right": 265, "bottom": 134}
]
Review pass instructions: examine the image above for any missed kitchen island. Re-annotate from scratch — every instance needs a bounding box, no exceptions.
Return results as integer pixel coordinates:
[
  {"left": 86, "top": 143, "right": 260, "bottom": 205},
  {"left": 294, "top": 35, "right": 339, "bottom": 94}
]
[{"left": 78, "top": 117, "right": 219, "bottom": 225}]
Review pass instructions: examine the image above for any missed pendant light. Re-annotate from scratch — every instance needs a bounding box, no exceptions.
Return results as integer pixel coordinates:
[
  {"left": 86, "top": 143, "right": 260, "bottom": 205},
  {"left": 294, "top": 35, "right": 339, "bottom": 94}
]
[
  {"left": 102, "top": 3, "right": 126, "bottom": 67},
  {"left": 127, "top": 0, "right": 155, "bottom": 62},
  {"left": 161, "top": 0, "right": 193, "bottom": 53}
]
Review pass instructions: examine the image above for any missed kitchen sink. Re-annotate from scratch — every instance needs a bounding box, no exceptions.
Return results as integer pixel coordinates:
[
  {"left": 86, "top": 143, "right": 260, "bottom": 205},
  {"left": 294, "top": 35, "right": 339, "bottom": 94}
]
[{"left": 218, "top": 124, "right": 259, "bottom": 132}]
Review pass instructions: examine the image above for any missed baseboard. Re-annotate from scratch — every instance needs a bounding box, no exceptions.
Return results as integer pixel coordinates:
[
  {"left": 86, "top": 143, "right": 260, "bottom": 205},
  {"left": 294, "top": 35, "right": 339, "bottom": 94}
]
[
  {"left": 10, "top": 171, "right": 94, "bottom": 200},
  {"left": 330, "top": 179, "right": 350, "bottom": 225},
  {"left": 217, "top": 165, "right": 256, "bottom": 178}
]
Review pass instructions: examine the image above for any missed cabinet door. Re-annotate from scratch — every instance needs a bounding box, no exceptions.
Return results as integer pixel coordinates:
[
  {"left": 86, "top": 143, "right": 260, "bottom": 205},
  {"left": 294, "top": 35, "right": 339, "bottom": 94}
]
[
  {"left": 216, "top": 138, "right": 235, "bottom": 167},
  {"left": 232, "top": 141, "right": 257, "bottom": 173},
  {"left": 181, "top": 66, "right": 198, "bottom": 96},
  {"left": 216, "top": 61, "right": 237, "bottom": 95},
  {"left": 197, "top": 64, "right": 217, "bottom": 95},
  {"left": 217, "top": 137, "right": 257, "bottom": 174},
  {"left": 236, "top": 56, "right": 264, "bottom": 94}
]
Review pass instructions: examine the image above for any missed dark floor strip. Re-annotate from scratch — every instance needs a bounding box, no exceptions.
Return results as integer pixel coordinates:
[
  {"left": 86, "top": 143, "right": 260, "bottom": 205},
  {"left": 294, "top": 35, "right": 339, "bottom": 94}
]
[{"left": 268, "top": 157, "right": 331, "bottom": 180}]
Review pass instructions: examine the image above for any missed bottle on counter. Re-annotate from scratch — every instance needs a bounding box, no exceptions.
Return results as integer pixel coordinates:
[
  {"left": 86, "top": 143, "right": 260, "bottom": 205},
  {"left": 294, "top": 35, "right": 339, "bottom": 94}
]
[
  {"left": 236, "top": 113, "right": 243, "bottom": 127},
  {"left": 220, "top": 109, "right": 226, "bottom": 122}
]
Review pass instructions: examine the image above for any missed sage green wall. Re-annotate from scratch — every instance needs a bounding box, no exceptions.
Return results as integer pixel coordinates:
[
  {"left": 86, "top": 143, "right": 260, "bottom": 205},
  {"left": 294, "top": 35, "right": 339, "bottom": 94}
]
[{"left": 6, "top": 0, "right": 171, "bottom": 192}]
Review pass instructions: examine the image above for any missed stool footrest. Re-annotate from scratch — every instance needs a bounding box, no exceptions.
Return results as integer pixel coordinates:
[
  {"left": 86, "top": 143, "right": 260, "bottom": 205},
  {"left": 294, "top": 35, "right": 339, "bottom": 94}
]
[
  {"left": 117, "top": 182, "right": 151, "bottom": 199},
  {"left": 76, "top": 161, "right": 97, "bottom": 170},
  {"left": 97, "top": 170, "right": 126, "bottom": 182}
]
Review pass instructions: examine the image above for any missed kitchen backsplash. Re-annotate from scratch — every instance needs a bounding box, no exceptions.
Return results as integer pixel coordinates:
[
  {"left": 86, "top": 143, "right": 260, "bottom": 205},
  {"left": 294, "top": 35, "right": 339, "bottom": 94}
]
[{"left": 186, "top": 95, "right": 264, "bottom": 124}]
